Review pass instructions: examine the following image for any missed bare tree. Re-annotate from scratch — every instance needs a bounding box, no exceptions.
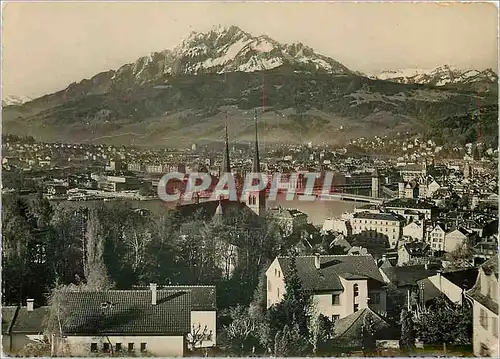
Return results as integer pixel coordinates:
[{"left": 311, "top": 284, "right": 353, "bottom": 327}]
[{"left": 186, "top": 323, "right": 213, "bottom": 350}]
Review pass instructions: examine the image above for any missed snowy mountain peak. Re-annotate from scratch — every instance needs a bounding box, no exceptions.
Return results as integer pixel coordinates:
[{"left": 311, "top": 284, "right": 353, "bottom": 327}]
[
  {"left": 372, "top": 65, "right": 498, "bottom": 89},
  {"left": 2, "top": 95, "right": 32, "bottom": 107},
  {"left": 110, "top": 25, "right": 352, "bottom": 85}
]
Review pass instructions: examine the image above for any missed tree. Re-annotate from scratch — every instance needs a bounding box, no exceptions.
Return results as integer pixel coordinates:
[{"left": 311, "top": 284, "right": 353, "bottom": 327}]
[
  {"left": 413, "top": 297, "right": 472, "bottom": 347},
  {"left": 362, "top": 313, "right": 378, "bottom": 356},
  {"left": 84, "top": 210, "right": 113, "bottom": 290},
  {"left": 274, "top": 324, "right": 310, "bottom": 357},
  {"left": 186, "top": 323, "right": 213, "bottom": 351},
  {"left": 220, "top": 305, "right": 259, "bottom": 355},
  {"left": 399, "top": 309, "right": 415, "bottom": 354},
  {"left": 248, "top": 269, "right": 268, "bottom": 322},
  {"left": 307, "top": 300, "right": 334, "bottom": 355},
  {"left": 262, "top": 253, "right": 312, "bottom": 354}
]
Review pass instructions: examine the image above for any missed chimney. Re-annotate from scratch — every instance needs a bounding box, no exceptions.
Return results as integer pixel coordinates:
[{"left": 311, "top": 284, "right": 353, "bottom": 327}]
[
  {"left": 150, "top": 283, "right": 157, "bottom": 305},
  {"left": 27, "top": 299, "right": 34, "bottom": 312},
  {"left": 314, "top": 253, "right": 321, "bottom": 269}
]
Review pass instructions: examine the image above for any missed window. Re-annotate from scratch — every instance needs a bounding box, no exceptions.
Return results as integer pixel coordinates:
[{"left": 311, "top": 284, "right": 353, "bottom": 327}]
[
  {"left": 353, "top": 284, "right": 359, "bottom": 297},
  {"left": 140, "top": 343, "right": 147, "bottom": 352},
  {"left": 128, "top": 343, "right": 134, "bottom": 352},
  {"left": 268, "top": 280, "right": 272, "bottom": 292},
  {"left": 354, "top": 304, "right": 359, "bottom": 312},
  {"left": 277, "top": 288, "right": 280, "bottom": 297},
  {"left": 278, "top": 270, "right": 281, "bottom": 278},
  {"left": 371, "top": 293, "right": 381, "bottom": 304},
  {"left": 116, "top": 343, "right": 122, "bottom": 352},
  {"left": 332, "top": 293, "right": 340, "bottom": 305},
  {"left": 103, "top": 343, "right": 110, "bottom": 353},
  {"left": 492, "top": 317, "right": 498, "bottom": 337},
  {"left": 480, "top": 308, "right": 488, "bottom": 329},
  {"left": 332, "top": 315, "right": 340, "bottom": 322},
  {"left": 90, "top": 343, "right": 98, "bottom": 352},
  {"left": 274, "top": 269, "right": 277, "bottom": 276}
]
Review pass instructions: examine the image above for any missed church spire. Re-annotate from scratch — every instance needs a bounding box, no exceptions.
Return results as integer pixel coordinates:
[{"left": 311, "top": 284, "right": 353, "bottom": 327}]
[
  {"left": 220, "top": 114, "right": 231, "bottom": 176},
  {"left": 252, "top": 109, "right": 260, "bottom": 173}
]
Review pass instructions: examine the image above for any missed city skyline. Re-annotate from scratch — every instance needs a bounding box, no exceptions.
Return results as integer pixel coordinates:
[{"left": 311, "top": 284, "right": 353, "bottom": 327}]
[{"left": 2, "top": 1, "right": 498, "bottom": 99}]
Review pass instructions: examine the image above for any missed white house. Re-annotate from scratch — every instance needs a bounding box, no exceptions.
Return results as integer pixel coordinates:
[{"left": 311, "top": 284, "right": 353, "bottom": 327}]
[
  {"left": 444, "top": 228, "right": 470, "bottom": 253},
  {"left": 428, "top": 224, "right": 446, "bottom": 251},
  {"left": 384, "top": 198, "right": 434, "bottom": 221},
  {"left": 266, "top": 255, "right": 387, "bottom": 321},
  {"left": 417, "top": 268, "right": 479, "bottom": 305},
  {"left": 322, "top": 218, "right": 352, "bottom": 236},
  {"left": 351, "top": 212, "right": 405, "bottom": 249},
  {"left": 467, "top": 258, "right": 498, "bottom": 357},
  {"left": 58, "top": 286, "right": 190, "bottom": 356},
  {"left": 426, "top": 180, "right": 442, "bottom": 197},
  {"left": 403, "top": 221, "right": 424, "bottom": 241}
]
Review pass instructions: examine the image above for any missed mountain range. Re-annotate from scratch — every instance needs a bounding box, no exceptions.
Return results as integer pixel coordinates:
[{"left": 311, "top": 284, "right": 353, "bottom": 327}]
[
  {"left": 2, "top": 25, "right": 498, "bottom": 147},
  {"left": 371, "top": 65, "right": 498, "bottom": 92}
]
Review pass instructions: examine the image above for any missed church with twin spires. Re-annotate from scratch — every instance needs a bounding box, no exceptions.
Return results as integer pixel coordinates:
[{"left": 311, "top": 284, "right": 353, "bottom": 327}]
[{"left": 177, "top": 110, "right": 267, "bottom": 219}]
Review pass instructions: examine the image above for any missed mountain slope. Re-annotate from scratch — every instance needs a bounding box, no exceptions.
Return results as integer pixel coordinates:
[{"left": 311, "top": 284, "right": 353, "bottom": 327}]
[{"left": 2, "top": 26, "right": 498, "bottom": 147}]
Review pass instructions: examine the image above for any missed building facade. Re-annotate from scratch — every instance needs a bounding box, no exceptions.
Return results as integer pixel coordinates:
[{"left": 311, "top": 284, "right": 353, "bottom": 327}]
[
  {"left": 351, "top": 212, "right": 404, "bottom": 249},
  {"left": 467, "top": 258, "right": 498, "bottom": 358},
  {"left": 266, "top": 255, "right": 387, "bottom": 321}
]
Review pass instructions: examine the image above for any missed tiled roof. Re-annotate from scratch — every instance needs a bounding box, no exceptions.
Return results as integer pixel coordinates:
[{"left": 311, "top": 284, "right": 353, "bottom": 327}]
[
  {"left": 381, "top": 265, "right": 438, "bottom": 287},
  {"left": 332, "top": 307, "right": 390, "bottom": 343},
  {"left": 61, "top": 290, "right": 191, "bottom": 335},
  {"left": 163, "top": 286, "right": 216, "bottom": 311},
  {"left": 277, "top": 255, "right": 385, "bottom": 293},
  {"left": 403, "top": 242, "right": 430, "bottom": 256},
  {"left": 417, "top": 278, "right": 443, "bottom": 303},
  {"left": 468, "top": 289, "right": 498, "bottom": 315},
  {"left": 442, "top": 268, "right": 478, "bottom": 291},
  {"left": 11, "top": 306, "right": 50, "bottom": 334},
  {"left": 176, "top": 199, "right": 250, "bottom": 219},
  {"left": 1, "top": 306, "right": 18, "bottom": 334},
  {"left": 353, "top": 212, "right": 404, "bottom": 222},
  {"left": 384, "top": 198, "right": 434, "bottom": 210}
]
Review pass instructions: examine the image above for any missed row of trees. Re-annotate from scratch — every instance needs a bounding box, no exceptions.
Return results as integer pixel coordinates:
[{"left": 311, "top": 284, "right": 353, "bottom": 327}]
[{"left": 1, "top": 190, "right": 286, "bottom": 309}]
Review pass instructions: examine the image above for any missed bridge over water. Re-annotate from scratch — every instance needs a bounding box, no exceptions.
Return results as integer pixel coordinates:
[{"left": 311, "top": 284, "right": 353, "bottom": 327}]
[{"left": 318, "top": 193, "right": 385, "bottom": 205}]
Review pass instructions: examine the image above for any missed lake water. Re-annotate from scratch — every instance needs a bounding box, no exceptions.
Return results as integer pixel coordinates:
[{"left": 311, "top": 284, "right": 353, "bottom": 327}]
[{"left": 57, "top": 194, "right": 359, "bottom": 226}]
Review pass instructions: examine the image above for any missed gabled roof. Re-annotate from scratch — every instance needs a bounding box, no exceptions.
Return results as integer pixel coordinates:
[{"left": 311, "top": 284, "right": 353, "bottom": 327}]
[
  {"left": 1, "top": 306, "right": 18, "bottom": 334},
  {"left": 277, "top": 255, "right": 385, "bottom": 293},
  {"left": 467, "top": 258, "right": 498, "bottom": 314},
  {"left": 11, "top": 306, "right": 50, "bottom": 334},
  {"left": 61, "top": 290, "right": 191, "bottom": 335},
  {"left": 403, "top": 241, "right": 430, "bottom": 256},
  {"left": 332, "top": 307, "right": 390, "bottom": 343},
  {"left": 381, "top": 265, "right": 438, "bottom": 287},
  {"left": 163, "top": 286, "right": 216, "bottom": 311}
]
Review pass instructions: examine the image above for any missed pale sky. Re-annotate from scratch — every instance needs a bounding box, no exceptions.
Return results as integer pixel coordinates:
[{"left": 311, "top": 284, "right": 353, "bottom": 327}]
[{"left": 2, "top": 1, "right": 498, "bottom": 99}]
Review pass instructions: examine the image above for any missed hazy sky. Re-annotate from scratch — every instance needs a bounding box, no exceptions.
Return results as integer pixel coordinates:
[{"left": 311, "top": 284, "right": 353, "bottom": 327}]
[{"left": 2, "top": 1, "right": 498, "bottom": 99}]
